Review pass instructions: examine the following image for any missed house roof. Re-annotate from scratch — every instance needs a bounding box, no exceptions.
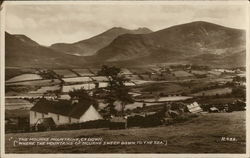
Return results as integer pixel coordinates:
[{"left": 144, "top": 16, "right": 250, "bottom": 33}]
[
  {"left": 187, "top": 102, "right": 203, "bottom": 113},
  {"left": 210, "top": 107, "right": 219, "bottom": 111},
  {"left": 31, "top": 98, "right": 96, "bottom": 119}
]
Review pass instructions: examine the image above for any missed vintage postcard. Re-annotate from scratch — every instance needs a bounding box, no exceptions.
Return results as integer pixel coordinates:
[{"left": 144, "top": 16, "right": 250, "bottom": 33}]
[{"left": 0, "top": 1, "right": 249, "bottom": 157}]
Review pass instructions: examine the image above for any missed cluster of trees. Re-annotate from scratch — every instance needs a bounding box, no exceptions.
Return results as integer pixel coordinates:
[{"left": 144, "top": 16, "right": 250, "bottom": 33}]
[
  {"left": 37, "top": 69, "right": 58, "bottom": 79},
  {"left": 69, "top": 65, "right": 134, "bottom": 117},
  {"left": 233, "top": 76, "right": 245, "bottom": 82},
  {"left": 169, "top": 64, "right": 210, "bottom": 71}
]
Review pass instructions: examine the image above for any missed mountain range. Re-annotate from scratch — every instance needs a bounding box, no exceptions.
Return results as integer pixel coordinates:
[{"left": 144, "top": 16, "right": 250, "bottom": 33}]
[
  {"left": 5, "top": 32, "right": 86, "bottom": 68},
  {"left": 5, "top": 21, "right": 246, "bottom": 68},
  {"left": 92, "top": 21, "right": 246, "bottom": 67},
  {"left": 50, "top": 27, "right": 152, "bottom": 56}
]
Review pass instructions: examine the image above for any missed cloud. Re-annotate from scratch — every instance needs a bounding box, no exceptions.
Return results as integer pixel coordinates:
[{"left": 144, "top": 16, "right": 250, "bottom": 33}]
[
  {"left": 5, "top": 3, "right": 247, "bottom": 46},
  {"left": 6, "top": 14, "right": 25, "bottom": 30}
]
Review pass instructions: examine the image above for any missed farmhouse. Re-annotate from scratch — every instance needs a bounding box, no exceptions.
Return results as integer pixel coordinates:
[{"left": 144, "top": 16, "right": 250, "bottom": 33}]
[
  {"left": 186, "top": 102, "right": 203, "bottom": 113},
  {"left": 30, "top": 99, "right": 103, "bottom": 126}
]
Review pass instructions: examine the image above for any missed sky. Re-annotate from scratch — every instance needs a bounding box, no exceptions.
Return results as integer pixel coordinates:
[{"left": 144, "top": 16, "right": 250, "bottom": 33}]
[{"left": 5, "top": 3, "right": 248, "bottom": 46}]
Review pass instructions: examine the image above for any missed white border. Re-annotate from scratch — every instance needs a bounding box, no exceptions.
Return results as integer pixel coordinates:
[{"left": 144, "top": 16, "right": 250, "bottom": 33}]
[
  {"left": 3, "top": 0, "right": 250, "bottom": 5},
  {"left": 1, "top": 1, "right": 249, "bottom": 158},
  {"left": 245, "top": 2, "right": 250, "bottom": 157},
  {"left": 0, "top": 2, "right": 5, "bottom": 158}
]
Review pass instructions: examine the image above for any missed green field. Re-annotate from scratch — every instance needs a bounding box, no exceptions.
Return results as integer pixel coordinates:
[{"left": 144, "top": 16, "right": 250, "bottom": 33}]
[
  {"left": 5, "top": 111, "right": 246, "bottom": 153},
  {"left": 53, "top": 69, "right": 78, "bottom": 78},
  {"left": 192, "top": 88, "right": 232, "bottom": 96}
]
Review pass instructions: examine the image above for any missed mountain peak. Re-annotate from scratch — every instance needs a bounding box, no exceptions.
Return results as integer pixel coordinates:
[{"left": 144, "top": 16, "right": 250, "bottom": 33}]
[
  {"left": 134, "top": 27, "right": 152, "bottom": 34},
  {"left": 109, "top": 27, "right": 127, "bottom": 30},
  {"left": 50, "top": 26, "right": 153, "bottom": 56},
  {"left": 107, "top": 27, "right": 152, "bottom": 34},
  {"left": 5, "top": 32, "right": 40, "bottom": 47},
  {"left": 94, "top": 21, "right": 245, "bottom": 67}
]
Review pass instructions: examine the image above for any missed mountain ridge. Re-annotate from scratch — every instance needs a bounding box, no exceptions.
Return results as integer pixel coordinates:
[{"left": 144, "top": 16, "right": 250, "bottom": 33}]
[
  {"left": 5, "top": 21, "right": 246, "bottom": 68},
  {"left": 93, "top": 21, "right": 245, "bottom": 67},
  {"left": 50, "top": 27, "right": 153, "bottom": 56},
  {"left": 5, "top": 32, "right": 86, "bottom": 68}
]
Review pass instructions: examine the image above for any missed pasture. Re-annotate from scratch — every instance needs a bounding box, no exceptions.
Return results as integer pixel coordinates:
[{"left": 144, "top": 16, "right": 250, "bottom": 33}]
[
  {"left": 5, "top": 111, "right": 246, "bottom": 153},
  {"left": 173, "top": 71, "right": 194, "bottom": 77},
  {"left": 128, "top": 67, "right": 154, "bottom": 74},
  {"left": 6, "top": 79, "right": 61, "bottom": 86},
  {"left": 5, "top": 68, "right": 37, "bottom": 80},
  {"left": 192, "top": 88, "right": 232, "bottom": 96},
  {"left": 191, "top": 70, "right": 207, "bottom": 75},
  {"left": 6, "top": 74, "right": 42, "bottom": 83},
  {"left": 5, "top": 98, "right": 33, "bottom": 110},
  {"left": 62, "top": 77, "right": 92, "bottom": 84},
  {"left": 72, "top": 69, "right": 94, "bottom": 76},
  {"left": 29, "top": 85, "right": 61, "bottom": 94},
  {"left": 53, "top": 69, "right": 78, "bottom": 78}
]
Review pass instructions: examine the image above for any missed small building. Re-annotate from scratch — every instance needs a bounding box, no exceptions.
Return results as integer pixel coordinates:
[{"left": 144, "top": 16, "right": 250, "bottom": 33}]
[
  {"left": 30, "top": 99, "right": 103, "bottom": 127},
  {"left": 186, "top": 102, "right": 203, "bottom": 113},
  {"left": 209, "top": 107, "right": 220, "bottom": 113}
]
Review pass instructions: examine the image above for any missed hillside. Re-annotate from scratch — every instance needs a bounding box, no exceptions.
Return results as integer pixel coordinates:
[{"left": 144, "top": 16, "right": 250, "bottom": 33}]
[
  {"left": 94, "top": 21, "right": 246, "bottom": 67},
  {"left": 5, "top": 112, "right": 246, "bottom": 153},
  {"left": 5, "top": 32, "right": 86, "bottom": 68},
  {"left": 5, "top": 21, "right": 246, "bottom": 68},
  {"left": 50, "top": 27, "right": 152, "bottom": 56}
]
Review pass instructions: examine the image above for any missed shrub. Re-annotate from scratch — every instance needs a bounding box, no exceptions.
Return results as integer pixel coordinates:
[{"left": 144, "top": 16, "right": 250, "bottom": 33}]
[
  {"left": 55, "top": 120, "right": 109, "bottom": 131},
  {"left": 127, "top": 115, "right": 144, "bottom": 127}
]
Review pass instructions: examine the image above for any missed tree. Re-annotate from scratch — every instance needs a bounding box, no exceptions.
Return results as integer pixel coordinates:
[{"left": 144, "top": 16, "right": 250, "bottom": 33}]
[
  {"left": 69, "top": 88, "right": 97, "bottom": 106},
  {"left": 231, "top": 87, "right": 245, "bottom": 98},
  {"left": 233, "top": 76, "right": 245, "bottom": 82},
  {"left": 97, "top": 65, "right": 134, "bottom": 116},
  {"left": 115, "top": 85, "right": 134, "bottom": 114}
]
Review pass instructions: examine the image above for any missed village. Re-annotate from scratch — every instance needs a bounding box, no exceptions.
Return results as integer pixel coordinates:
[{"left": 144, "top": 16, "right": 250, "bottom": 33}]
[{"left": 5, "top": 64, "right": 246, "bottom": 133}]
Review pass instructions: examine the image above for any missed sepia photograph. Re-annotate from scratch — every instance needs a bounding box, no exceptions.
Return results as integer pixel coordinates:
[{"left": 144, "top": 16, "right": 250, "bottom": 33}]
[{"left": 1, "top": 1, "right": 249, "bottom": 156}]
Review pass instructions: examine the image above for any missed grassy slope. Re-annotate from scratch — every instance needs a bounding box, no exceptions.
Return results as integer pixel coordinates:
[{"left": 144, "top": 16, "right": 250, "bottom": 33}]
[{"left": 5, "top": 111, "right": 245, "bottom": 153}]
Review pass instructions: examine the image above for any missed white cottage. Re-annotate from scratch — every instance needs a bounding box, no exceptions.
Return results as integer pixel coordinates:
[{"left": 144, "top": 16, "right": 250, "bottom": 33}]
[{"left": 30, "top": 99, "right": 103, "bottom": 126}]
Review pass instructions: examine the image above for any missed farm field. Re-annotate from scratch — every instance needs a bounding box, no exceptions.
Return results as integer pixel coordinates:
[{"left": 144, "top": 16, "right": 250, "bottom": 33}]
[
  {"left": 5, "top": 79, "right": 62, "bottom": 96},
  {"left": 191, "top": 88, "right": 232, "bottom": 96},
  {"left": 190, "top": 70, "right": 207, "bottom": 75},
  {"left": 6, "top": 79, "right": 61, "bottom": 86},
  {"left": 5, "top": 98, "right": 33, "bottom": 110},
  {"left": 173, "top": 70, "right": 194, "bottom": 77},
  {"left": 143, "top": 96, "right": 192, "bottom": 102},
  {"left": 190, "top": 97, "right": 243, "bottom": 105},
  {"left": 5, "top": 68, "right": 37, "bottom": 80},
  {"left": 139, "top": 82, "right": 189, "bottom": 95},
  {"left": 88, "top": 68, "right": 101, "bottom": 75},
  {"left": 29, "top": 85, "right": 61, "bottom": 94},
  {"left": 72, "top": 69, "right": 94, "bottom": 76},
  {"left": 128, "top": 67, "right": 154, "bottom": 74},
  {"left": 6, "top": 74, "right": 42, "bottom": 83},
  {"left": 62, "top": 77, "right": 92, "bottom": 84},
  {"left": 208, "top": 70, "right": 222, "bottom": 76},
  {"left": 53, "top": 69, "right": 78, "bottom": 78},
  {"left": 5, "top": 111, "right": 246, "bottom": 153}
]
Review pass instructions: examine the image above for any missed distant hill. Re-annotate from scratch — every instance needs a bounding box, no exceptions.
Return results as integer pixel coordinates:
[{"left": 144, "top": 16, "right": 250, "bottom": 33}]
[
  {"left": 5, "top": 32, "right": 86, "bottom": 68},
  {"left": 50, "top": 27, "right": 152, "bottom": 56},
  {"left": 5, "top": 21, "right": 246, "bottom": 68},
  {"left": 93, "top": 21, "right": 246, "bottom": 67}
]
